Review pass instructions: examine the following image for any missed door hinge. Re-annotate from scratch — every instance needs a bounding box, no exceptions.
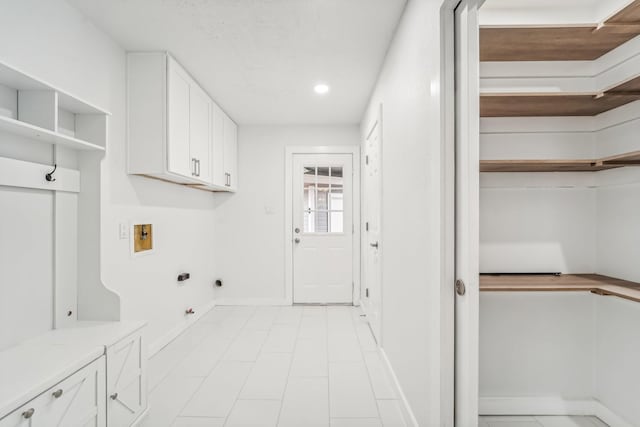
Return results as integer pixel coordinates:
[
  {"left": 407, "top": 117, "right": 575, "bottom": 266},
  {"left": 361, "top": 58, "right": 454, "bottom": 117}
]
[
  {"left": 365, "top": 155, "right": 369, "bottom": 165},
  {"left": 366, "top": 288, "right": 369, "bottom": 298},
  {"left": 365, "top": 222, "right": 369, "bottom": 231}
]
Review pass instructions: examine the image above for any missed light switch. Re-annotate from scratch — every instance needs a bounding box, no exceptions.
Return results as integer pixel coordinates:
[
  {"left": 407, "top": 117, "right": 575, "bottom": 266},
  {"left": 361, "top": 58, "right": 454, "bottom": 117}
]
[{"left": 119, "top": 223, "right": 129, "bottom": 240}]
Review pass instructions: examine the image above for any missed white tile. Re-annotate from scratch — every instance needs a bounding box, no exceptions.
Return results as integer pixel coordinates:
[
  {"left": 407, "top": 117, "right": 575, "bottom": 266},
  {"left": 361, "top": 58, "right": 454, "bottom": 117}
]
[
  {"left": 174, "top": 333, "right": 234, "bottom": 377},
  {"left": 226, "top": 400, "right": 282, "bottom": 427},
  {"left": 141, "top": 373, "right": 204, "bottom": 427},
  {"left": 363, "top": 352, "right": 396, "bottom": 399},
  {"left": 331, "top": 419, "right": 382, "bottom": 427},
  {"left": 481, "top": 416, "right": 542, "bottom": 427},
  {"left": 353, "top": 317, "right": 377, "bottom": 351},
  {"left": 535, "top": 417, "right": 608, "bottom": 427},
  {"left": 172, "top": 417, "right": 225, "bottom": 426},
  {"left": 328, "top": 334, "right": 362, "bottom": 362},
  {"left": 245, "top": 307, "right": 282, "bottom": 330},
  {"left": 240, "top": 353, "right": 291, "bottom": 399},
  {"left": 298, "top": 315, "right": 327, "bottom": 339},
  {"left": 329, "top": 362, "right": 379, "bottom": 418},
  {"left": 274, "top": 306, "right": 303, "bottom": 325},
  {"left": 180, "top": 361, "right": 253, "bottom": 418},
  {"left": 278, "top": 377, "right": 329, "bottom": 427},
  {"left": 377, "top": 400, "right": 407, "bottom": 427},
  {"left": 224, "top": 329, "right": 269, "bottom": 361},
  {"left": 262, "top": 325, "right": 299, "bottom": 353},
  {"left": 289, "top": 337, "right": 328, "bottom": 377}
]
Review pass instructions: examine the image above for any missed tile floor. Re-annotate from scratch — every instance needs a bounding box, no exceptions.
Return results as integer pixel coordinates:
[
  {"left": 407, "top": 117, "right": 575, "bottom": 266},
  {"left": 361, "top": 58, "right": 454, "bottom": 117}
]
[
  {"left": 140, "top": 305, "right": 610, "bottom": 427},
  {"left": 141, "top": 306, "right": 407, "bottom": 427},
  {"left": 479, "top": 416, "right": 608, "bottom": 427}
]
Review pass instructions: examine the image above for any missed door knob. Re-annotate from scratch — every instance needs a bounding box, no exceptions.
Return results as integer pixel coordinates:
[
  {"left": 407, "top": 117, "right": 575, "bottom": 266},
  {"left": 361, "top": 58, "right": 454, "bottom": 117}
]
[
  {"left": 110, "top": 393, "right": 118, "bottom": 400},
  {"left": 52, "top": 389, "right": 63, "bottom": 398},
  {"left": 370, "top": 242, "right": 379, "bottom": 248},
  {"left": 294, "top": 228, "right": 300, "bottom": 234},
  {"left": 294, "top": 238, "right": 301, "bottom": 244}
]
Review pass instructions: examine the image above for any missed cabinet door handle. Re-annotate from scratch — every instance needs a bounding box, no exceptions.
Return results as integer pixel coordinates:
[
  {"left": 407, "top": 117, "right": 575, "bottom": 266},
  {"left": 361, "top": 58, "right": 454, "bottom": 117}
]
[
  {"left": 191, "top": 158, "right": 197, "bottom": 176},
  {"left": 52, "top": 389, "right": 63, "bottom": 398},
  {"left": 197, "top": 159, "right": 201, "bottom": 177},
  {"left": 22, "top": 408, "right": 35, "bottom": 419}
]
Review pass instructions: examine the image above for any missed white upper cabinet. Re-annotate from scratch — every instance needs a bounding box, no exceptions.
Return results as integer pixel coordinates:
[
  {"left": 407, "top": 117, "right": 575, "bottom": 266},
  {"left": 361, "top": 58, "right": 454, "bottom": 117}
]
[
  {"left": 127, "top": 52, "right": 235, "bottom": 191},
  {"left": 223, "top": 113, "right": 238, "bottom": 191}
]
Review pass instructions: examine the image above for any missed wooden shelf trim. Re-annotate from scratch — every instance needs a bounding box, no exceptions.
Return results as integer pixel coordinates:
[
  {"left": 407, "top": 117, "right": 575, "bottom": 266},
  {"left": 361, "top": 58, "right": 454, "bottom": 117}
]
[
  {"left": 480, "top": 1, "right": 640, "bottom": 61},
  {"left": 480, "top": 150, "right": 640, "bottom": 172},
  {"left": 480, "top": 273, "right": 640, "bottom": 303}
]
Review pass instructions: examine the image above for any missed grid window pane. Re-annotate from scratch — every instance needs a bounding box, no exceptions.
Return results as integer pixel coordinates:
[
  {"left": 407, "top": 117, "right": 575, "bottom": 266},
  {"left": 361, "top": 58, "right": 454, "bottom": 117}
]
[{"left": 302, "top": 163, "right": 345, "bottom": 234}]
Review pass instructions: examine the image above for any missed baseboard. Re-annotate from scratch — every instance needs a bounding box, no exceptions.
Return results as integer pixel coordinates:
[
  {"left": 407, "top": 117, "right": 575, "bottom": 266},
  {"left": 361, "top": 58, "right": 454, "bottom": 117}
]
[
  {"left": 214, "top": 297, "right": 291, "bottom": 306},
  {"left": 148, "top": 299, "right": 216, "bottom": 356},
  {"left": 479, "top": 397, "right": 633, "bottom": 427},
  {"left": 379, "top": 348, "right": 419, "bottom": 427}
]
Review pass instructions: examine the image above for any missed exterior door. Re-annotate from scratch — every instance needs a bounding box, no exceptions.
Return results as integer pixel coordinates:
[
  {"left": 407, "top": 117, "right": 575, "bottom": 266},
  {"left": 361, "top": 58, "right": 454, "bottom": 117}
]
[
  {"left": 455, "top": 1, "right": 480, "bottom": 425},
  {"left": 362, "top": 116, "right": 382, "bottom": 342},
  {"left": 292, "top": 153, "right": 354, "bottom": 304}
]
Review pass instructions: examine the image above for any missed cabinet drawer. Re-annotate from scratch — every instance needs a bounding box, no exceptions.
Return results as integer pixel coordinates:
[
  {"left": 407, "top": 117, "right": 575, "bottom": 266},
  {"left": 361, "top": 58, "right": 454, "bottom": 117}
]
[
  {"left": 106, "top": 331, "right": 147, "bottom": 427},
  {"left": 0, "top": 357, "right": 105, "bottom": 427}
]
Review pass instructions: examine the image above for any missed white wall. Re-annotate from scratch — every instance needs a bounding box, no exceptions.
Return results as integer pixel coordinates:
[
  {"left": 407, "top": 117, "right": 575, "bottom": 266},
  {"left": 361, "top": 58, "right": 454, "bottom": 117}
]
[
  {"left": 0, "top": 0, "right": 217, "bottom": 348},
  {"left": 480, "top": 293, "right": 595, "bottom": 399},
  {"left": 212, "top": 125, "right": 359, "bottom": 304},
  {"left": 360, "top": 0, "right": 447, "bottom": 424}
]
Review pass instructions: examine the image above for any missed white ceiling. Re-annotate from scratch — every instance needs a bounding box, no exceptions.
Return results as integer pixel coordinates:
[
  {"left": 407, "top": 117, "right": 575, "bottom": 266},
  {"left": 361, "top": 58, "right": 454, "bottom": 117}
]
[{"left": 67, "top": 0, "right": 407, "bottom": 125}]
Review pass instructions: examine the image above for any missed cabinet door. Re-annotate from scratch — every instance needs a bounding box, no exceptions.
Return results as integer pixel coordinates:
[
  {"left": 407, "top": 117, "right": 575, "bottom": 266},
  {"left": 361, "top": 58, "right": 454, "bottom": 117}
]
[
  {"left": 211, "top": 103, "right": 226, "bottom": 187},
  {"left": 189, "top": 84, "right": 212, "bottom": 183},
  {"left": 0, "top": 357, "right": 106, "bottom": 427},
  {"left": 223, "top": 114, "right": 238, "bottom": 190},
  {"left": 106, "top": 331, "right": 147, "bottom": 427},
  {"left": 167, "top": 58, "right": 193, "bottom": 179}
]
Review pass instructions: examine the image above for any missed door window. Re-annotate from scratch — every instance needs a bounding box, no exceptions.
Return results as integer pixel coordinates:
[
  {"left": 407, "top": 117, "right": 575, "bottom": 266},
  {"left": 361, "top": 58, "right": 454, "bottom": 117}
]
[{"left": 303, "top": 165, "right": 344, "bottom": 233}]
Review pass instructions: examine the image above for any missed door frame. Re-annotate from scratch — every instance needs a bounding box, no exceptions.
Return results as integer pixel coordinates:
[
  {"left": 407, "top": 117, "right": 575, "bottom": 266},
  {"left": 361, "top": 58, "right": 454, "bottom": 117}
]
[
  {"left": 441, "top": 0, "right": 482, "bottom": 426},
  {"left": 284, "top": 146, "right": 361, "bottom": 305},
  {"left": 361, "top": 106, "right": 383, "bottom": 343}
]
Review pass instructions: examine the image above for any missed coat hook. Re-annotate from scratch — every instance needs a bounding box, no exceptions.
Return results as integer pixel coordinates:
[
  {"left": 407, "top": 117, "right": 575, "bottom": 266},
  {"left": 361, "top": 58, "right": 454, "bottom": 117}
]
[{"left": 45, "top": 164, "right": 57, "bottom": 182}]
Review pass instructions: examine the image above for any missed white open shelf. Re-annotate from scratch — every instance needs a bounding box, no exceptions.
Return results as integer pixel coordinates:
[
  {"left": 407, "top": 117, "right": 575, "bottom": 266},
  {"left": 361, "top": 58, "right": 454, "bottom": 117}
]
[{"left": 0, "top": 60, "right": 109, "bottom": 152}]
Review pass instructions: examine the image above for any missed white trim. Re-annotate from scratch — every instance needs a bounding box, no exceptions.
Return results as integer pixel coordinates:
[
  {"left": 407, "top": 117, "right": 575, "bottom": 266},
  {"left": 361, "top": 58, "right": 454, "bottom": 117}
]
[
  {"left": 0, "top": 156, "right": 80, "bottom": 193},
  {"left": 479, "top": 397, "right": 633, "bottom": 427},
  {"left": 284, "top": 146, "right": 361, "bottom": 306},
  {"left": 147, "top": 299, "right": 216, "bottom": 356},
  {"left": 131, "top": 407, "right": 150, "bottom": 427},
  {"left": 379, "top": 348, "right": 419, "bottom": 427}
]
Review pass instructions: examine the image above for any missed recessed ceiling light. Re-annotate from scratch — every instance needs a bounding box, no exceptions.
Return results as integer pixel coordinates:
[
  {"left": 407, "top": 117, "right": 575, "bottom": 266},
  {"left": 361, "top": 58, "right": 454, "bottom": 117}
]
[{"left": 314, "top": 83, "right": 330, "bottom": 95}]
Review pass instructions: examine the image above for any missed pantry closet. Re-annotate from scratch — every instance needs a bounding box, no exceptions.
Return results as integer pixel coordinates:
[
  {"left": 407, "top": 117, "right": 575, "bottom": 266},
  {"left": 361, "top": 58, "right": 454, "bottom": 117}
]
[{"left": 477, "top": 1, "right": 640, "bottom": 426}]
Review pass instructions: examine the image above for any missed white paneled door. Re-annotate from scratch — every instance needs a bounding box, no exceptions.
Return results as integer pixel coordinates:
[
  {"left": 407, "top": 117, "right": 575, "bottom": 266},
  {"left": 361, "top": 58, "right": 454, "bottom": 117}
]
[
  {"left": 292, "top": 153, "right": 354, "bottom": 304},
  {"left": 362, "top": 117, "right": 382, "bottom": 343}
]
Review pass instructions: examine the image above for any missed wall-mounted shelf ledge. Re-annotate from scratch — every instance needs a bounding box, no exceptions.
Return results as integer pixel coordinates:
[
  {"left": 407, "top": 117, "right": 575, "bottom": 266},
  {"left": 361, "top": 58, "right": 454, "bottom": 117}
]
[
  {"left": 480, "top": 150, "right": 640, "bottom": 172},
  {"left": 0, "top": 115, "right": 104, "bottom": 152},
  {"left": 480, "top": 273, "right": 640, "bottom": 303}
]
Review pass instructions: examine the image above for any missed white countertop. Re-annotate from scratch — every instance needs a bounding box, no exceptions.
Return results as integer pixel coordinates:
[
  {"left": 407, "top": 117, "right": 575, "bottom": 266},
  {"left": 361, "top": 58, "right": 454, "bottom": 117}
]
[{"left": 0, "top": 320, "right": 146, "bottom": 417}]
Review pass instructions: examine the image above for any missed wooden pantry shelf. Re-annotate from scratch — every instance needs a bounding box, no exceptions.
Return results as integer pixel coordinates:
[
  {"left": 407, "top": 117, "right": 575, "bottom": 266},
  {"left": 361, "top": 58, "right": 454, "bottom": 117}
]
[
  {"left": 480, "top": 92, "right": 640, "bottom": 117},
  {"left": 480, "top": 1, "right": 640, "bottom": 61},
  {"left": 0, "top": 115, "right": 105, "bottom": 152},
  {"left": 480, "top": 150, "right": 640, "bottom": 172},
  {"left": 480, "top": 273, "right": 640, "bottom": 303}
]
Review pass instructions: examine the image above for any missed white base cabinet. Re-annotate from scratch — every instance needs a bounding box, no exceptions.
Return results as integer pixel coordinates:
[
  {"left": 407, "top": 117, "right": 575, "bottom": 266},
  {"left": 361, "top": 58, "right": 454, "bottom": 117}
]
[
  {"left": 0, "top": 357, "right": 105, "bottom": 427},
  {"left": 106, "top": 331, "right": 146, "bottom": 427},
  {"left": 0, "top": 322, "right": 147, "bottom": 427},
  {"left": 127, "top": 52, "right": 238, "bottom": 192}
]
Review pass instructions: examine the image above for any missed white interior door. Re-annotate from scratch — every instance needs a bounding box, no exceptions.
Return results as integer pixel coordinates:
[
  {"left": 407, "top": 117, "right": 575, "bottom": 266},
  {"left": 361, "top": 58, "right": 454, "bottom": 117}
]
[
  {"left": 455, "top": 1, "right": 480, "bottom": 425},
  {"left": 293, "top": 153, "right": 354, "bottom": 304},
  {"left": 362, "top": 117, "right": 382, "bottom": 342}
]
